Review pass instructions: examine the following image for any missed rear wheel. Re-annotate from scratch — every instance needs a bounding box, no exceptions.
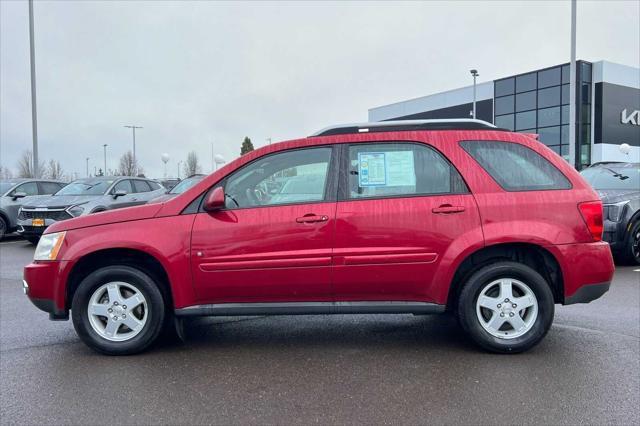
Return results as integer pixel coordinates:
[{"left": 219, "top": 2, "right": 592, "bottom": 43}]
[
  {"left": 0, "top": 217, "right": 6, "bottom": 240},
  {"left": 71, "top": 265, "right": 165, "bottom": 355},
  {"left": 457, "top": 261, "right": 554, "bottom": 353}
]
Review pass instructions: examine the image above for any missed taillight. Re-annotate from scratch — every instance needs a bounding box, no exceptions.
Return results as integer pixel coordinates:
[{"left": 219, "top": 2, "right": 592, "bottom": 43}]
[{"left": 578, "top": 201, "right": 604, "bottom": 242}]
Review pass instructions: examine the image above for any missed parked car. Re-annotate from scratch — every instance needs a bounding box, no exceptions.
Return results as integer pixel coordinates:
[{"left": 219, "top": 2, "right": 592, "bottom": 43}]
[
  {"left": 159, "top": 178, "right": 180, "bottom": 191},
  {"left": 0, "top": 179, "right": 66, "bottom": 241},
  {"left": 17, "top": 176, "right": 165, "bottom": 243},
  {"left": 580, "top": 162, "right": 640, "bottom": 265},
  {"left": 149, "top": 174, "right": 205, "bottom": 203},
  {"left": 23, "top": 119, "right": 614, "bottom": 355}
]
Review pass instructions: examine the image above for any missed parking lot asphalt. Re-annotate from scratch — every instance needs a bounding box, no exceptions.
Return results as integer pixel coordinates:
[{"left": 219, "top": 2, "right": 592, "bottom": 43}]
[{"left": 1, "top": 237, "right": 639, "bottom": 425}]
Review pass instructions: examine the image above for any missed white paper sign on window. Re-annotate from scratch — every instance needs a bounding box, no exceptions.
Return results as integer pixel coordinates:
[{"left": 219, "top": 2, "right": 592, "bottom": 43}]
[{"left": 358, "top": 151, "right": 415, "bottom": 187}]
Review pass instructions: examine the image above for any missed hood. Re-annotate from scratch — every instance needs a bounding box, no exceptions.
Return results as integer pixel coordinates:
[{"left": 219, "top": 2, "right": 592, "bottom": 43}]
[
  {"left": 596, "top": 189, "right": 640, "bottom": 204},
  {"left": 21, "top": 195, "right": 99, "bottom": 209},
  {"left": 46, "top": 203, "right": 164, "bottom": 233}
]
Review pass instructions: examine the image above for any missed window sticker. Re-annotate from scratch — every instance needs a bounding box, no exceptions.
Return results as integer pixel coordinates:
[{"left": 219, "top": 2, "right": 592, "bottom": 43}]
[
  {"left": 358, "top": 151, "right": 415, "bottom": 187},
  {"left": 386, "top": 151, "right": 416, "bottom": 186},
  {"left": 358, "top": 152, "right": 386, "bottom": 186}
]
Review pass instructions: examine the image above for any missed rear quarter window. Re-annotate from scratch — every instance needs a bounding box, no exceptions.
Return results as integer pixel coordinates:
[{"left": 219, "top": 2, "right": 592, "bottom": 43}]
[{"left": 460, "top": 140, "right": 571, "bottom": 191}]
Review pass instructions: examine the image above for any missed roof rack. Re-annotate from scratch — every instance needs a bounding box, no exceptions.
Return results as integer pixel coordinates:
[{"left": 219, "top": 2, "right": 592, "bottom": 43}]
[{"left": 311, "top": 119, "right": 502, "bottom": 137}]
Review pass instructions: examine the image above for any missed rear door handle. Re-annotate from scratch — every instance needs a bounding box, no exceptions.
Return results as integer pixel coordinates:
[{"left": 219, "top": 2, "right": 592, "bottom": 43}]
[
  {"left": 432, "top": 204, "right": 466, "bottom": 214},
  {"left": 296, "top": 214, "right": 329, "bottom": 223}
]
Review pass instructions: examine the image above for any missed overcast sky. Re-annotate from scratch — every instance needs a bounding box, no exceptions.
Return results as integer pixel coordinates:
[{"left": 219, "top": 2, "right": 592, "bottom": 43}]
[{"left": 1, "top": 0, "right": 639, "bottom": 179}]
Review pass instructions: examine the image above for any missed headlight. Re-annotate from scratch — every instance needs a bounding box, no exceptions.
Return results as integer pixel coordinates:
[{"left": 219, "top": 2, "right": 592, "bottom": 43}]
[
  {"left": 66, "top": 205, "right": 85, "bottom": 217},
  {"left": 34, "top": 231, "right": 66, "bottom": 261},
  {"left": 605, "top": 200, "right": 629, "bottom": 222}
]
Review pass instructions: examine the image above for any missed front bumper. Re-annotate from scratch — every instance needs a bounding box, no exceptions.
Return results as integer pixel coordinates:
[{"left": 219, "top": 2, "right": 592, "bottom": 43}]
[
  {"left": 16, "top": 217, "right": 60, "bottom": 237},
  {"left": 23, "top": 260, "right": 71, "bottom": 320}
]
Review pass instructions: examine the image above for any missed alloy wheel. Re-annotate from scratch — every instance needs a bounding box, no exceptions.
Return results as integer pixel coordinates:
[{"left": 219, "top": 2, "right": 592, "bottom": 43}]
[
  {"left": 87, "top": 281, "right": 148, "bottom": 342},
  {"left": 475, "top": 278, "right": 538, "bottom": 339},
  {"left": 632, "top": 229, "right": 640, "bottom": 263}
]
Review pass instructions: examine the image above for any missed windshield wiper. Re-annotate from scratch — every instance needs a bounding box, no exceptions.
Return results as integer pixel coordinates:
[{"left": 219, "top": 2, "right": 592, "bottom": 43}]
[{"left": 601, "top": 167, "right": 629, "bottom": 181}]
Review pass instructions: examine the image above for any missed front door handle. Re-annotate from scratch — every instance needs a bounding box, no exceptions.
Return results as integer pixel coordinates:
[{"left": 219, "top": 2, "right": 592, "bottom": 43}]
[
  {"left": 432, "top": 204, "right": 466, "bottom": 214},
  {"left": 296, "top": 214, "right": 329, "bottom": 223}
]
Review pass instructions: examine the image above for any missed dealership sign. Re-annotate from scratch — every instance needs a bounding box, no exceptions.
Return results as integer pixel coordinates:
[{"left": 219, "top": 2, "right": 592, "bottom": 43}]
[{"left": 621, "top": 109, "right": 640, "bottom": 126}]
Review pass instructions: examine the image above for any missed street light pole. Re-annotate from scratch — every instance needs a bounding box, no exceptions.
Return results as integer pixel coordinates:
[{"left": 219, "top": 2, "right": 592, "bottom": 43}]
[
  {"left": 177, "top": 160, "right": 182, "bottom": 179},
  {"left": 103, "top": 144, "right": 108, "bottom": 176},
  {"left": 470, "top": 69, "right": 479, "bottom": 119},
  {"left": 86, "top": 157, "right": 89, "bottom": 177},
  {"left": 569, "top": 0, "right": 577, "bottom": 168},
  {"left": 124, "top": 125, "right": 143, "bottom": 175},
  {"left": 28, "top": 0, "right": 39, "bottom": 177}
]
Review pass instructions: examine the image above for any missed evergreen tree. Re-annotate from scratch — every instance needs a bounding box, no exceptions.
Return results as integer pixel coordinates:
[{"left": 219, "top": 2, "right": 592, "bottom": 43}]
[{"left": 240, "top": 137, "right": 254, "bottom": 155}]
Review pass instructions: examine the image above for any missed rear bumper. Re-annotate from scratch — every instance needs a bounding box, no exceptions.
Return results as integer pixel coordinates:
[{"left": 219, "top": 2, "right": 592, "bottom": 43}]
[
  {"left": 547, "top": 241, "right": 615, "bottom": 305},
  {"left": 23, "top": 260, "right": 71, "bottom": 320},
  {"left": 564, "top": 281, "right": 611, "bottom": 305}
]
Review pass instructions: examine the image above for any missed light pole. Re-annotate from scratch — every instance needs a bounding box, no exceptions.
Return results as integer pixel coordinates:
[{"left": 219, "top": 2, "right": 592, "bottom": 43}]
[
  {"left": 177, "top": 160, "right": 182, "bottom": 179},
  {"left": 28, "top": 0, "right": 39, "bottom": 177},
  {"left": 103, "top": 144, "right": 108, "bottom": 176},
  {"left": 124, "top": 125, "right": 143, "bottom": 175},
  {"left": 266, "top": 137, "right": 272, "bottom": 145},
  {"left": 470, "top": 69, "right": 479, "bottom": 119},
  {"left": 569, "top": 0, "right": 577, "bottom": 168},
  {"left": 86, "top": 157, "right": 90, "bottom": 177}
]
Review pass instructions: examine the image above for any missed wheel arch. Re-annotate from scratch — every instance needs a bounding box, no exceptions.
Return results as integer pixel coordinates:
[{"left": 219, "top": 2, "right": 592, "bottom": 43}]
[
  {"left": 65, "top": 248, "right": 174, "bottom": 312},
  {"left": 446, "top": 242, "right": 564, "bottom": 310}
]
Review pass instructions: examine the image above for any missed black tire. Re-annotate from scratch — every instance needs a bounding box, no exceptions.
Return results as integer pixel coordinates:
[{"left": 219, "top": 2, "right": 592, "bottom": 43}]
[
  {"left": 618, "top": 221, "right": 640, "bottom": 266},
  {"left": 71, "top": 265, "right": 166, "bottom": 355},
  {"left": 0, "top": 216, "right": 6, "bottom": 240},
  {"left": 457, "top": 261, "right": 555, "bottom": 354},
  {"left": 26, "top": 236, "right": 40, "bottom": 245}
]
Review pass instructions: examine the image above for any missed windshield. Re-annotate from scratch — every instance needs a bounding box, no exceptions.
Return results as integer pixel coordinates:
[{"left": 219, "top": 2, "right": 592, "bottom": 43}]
[
  {"left": 55, "top": 180, "right": 114, "bottom": 196},
  {"left": 0, "top": 182, "right": 17, "bottom": 195},
  {"left": 581, "top": 164, "right": 640, "bottom": 190},
  {"left": 169, "top": 176, "right": 203, "bottom": 194}
]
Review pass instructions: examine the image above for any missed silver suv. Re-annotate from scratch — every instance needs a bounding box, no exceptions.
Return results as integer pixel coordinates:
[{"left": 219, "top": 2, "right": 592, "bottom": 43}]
[
  {"left": 17, "top": 176, "right": 165, "bottom": 243},
  {"left": 0, "top": 179, "right": 66, "bottom": 241}
]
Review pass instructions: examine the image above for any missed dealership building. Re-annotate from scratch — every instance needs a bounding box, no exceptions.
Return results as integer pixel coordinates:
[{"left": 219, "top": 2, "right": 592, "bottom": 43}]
[{"left": 369, "top": 60, "right": 640, "bottom": 169}]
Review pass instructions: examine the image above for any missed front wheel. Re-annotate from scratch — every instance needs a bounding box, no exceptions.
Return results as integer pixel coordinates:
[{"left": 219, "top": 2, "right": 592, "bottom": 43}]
[
  {"left": 26, "top": 236, "right": 40, "bottom": 245},
  {"left": 71, "top": 265, "right": 166, "bottom": 355},
  {"left": 457, "top": 261, "right": 554, "bottom": 354}
]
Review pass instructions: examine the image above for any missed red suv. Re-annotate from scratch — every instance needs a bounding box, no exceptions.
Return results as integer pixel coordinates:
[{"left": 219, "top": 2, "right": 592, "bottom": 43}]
[{"left": 23, "top": 120, "right": 614, "bottom": 355}]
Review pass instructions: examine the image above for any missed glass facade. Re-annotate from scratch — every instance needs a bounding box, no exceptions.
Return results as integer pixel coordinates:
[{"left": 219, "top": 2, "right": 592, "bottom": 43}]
[{"left": 493, "top": 61, "right": 592, "bottom": 165}]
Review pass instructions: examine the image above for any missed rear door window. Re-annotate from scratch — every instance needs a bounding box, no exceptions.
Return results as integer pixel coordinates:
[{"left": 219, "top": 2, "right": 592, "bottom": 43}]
[
  {"left": 341, "top": 142, "right": 468, "bottom": 200},
  {"left": 39, "top": 182, "right": 64, "bottom": 194},
  {"left": 460, "top": 141, "right": 571, "bottom": 191},
  {"left": 133, "top": 180, "right": 152, "bottom": 193}
]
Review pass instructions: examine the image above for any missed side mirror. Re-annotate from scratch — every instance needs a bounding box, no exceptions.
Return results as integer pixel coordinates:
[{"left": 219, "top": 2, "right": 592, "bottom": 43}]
[
  {"left": 12, "top": 192, "right": 27, "bottom": 200},
  {"left": 113, "top": 189, "right": 127, "bottom": 198},
  {"left": 203, "top": 186, "right": 225, "bottom": 212}
]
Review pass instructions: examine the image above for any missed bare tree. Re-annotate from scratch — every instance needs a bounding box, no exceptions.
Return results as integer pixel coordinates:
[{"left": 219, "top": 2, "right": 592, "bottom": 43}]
[
  {"left": 0, "top": 165, "right": 12, "bottom": 179},
  {"left": 45, "top": 159, "right": 64, "bottom": 180},
  {"left": 117, "top": 151, "right": 143, "bottom": 176},
  {"left": 16, "top": 150, "right": 44, "bottom": 178},
  {"left": 183, "top": 151, "right": 201, "bottom": 176}
]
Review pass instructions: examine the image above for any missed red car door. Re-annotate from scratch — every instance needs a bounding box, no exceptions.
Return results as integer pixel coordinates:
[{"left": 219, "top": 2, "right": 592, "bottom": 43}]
[
  {"left": 333, "top": 142, "right": 483, "bottom": 302},
  {"left": 191, "top": 146, "right": 338, "bottom": 303}
]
